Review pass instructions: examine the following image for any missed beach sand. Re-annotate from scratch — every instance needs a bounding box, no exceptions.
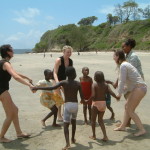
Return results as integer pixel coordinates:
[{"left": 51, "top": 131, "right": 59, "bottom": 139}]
[{"left": 0, "top": 52, "right": 150, "bottom": 150}]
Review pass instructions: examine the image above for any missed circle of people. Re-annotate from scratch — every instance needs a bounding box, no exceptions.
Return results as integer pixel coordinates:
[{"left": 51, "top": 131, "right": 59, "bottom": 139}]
[{"left": 0, "top": 39, "right": 147, "bottom": 150}]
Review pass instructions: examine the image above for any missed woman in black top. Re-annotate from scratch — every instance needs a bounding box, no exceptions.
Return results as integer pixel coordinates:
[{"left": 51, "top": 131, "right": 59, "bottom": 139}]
[
  {"left": 53, "top": 45, "right": 73, "bottom": 121},
  {"left": 0, "top": 44, "right": 33, "bottom": 143}
]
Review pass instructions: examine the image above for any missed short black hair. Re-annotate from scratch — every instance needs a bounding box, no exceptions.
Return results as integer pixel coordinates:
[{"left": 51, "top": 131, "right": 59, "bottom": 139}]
[
  {"left": 44, "top": 69, "right": 52, "bottom": 76},
  {"left": 125, "top": 39, "right": 136, "bottom": 48},
  {"left": 65, "top": 66, "right": 76, "bottom": 78},
  {"left": 0, "top": 44, "right": 12, "bottom": 58},
  {"left": 94, "top": 71, "right": 105, "bottom": 83},
  {"left": 82, "top": 66, "right": 89, "bottom": 72}
]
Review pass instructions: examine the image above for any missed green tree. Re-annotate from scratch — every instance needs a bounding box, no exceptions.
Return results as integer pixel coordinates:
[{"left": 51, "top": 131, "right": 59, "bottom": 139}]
[
  {"left": 77, "top": 16, "right": 98, "bottom": 26},
  {"left": 123, "top": 0, "right": 138, "bottom": 22},
  {"left": 113, "top": 16, "right": 120, "bottom": 25},
  {"left": 114, "top": 4, "right": 124, "bottom": 23},
  {"left": 143, "top": 5, "right": 150, "bottom": 19},
  {"left": 107, "top": 13, "right": 113, "bottom": 25}
]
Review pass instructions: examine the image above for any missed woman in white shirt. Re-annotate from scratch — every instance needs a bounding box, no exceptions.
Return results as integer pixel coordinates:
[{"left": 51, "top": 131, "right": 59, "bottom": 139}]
[{"left": 113, "top": 50, "right": 147, "bottom": 137}]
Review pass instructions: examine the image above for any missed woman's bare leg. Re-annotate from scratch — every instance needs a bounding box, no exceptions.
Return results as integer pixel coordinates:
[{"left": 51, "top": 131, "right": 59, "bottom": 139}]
[
  {"left": 126, "top": 88, "right": 146, "bottom": 136},
  {"left": 0, "top": 91, "right": 14, "bottom": 142}
]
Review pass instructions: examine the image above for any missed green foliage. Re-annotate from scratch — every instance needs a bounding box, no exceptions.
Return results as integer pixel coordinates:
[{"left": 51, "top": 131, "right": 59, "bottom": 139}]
[
  {"left": 33, "top": 19, "right": 150, "bottom": 52},
  {"left": 78, "top": 16, "right": 98, "bottom": 26}
]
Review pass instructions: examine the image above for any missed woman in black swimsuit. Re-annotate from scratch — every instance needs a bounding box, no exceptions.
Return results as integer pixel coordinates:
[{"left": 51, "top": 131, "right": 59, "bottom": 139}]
[
  {"left": 53, "top": 45, "right": 73, "bottom": 121},
  {"left": 0, "top": 44, "right": 33, "bottom": 143}
]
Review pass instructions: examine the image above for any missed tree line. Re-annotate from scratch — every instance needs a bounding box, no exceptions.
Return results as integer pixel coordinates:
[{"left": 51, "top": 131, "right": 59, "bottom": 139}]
[{"left": 77, "top": 0, "right": 150, "bottom": 26}]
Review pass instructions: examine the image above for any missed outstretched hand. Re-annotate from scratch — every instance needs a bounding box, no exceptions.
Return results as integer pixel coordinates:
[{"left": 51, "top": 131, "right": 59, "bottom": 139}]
[
  {"left": 31, "top": 86, "right": 38, "bottom": 93},
  {"left": 116, "top": 95, "right": 121, "bottom": 101},
  {"left": 80, "top": 99, "right": 87, "bottom": 104}
]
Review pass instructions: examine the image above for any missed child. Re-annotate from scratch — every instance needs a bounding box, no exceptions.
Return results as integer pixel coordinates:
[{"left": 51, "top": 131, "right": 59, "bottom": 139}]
[
  {"left": 33, "top": 67, "right": 84, "bottom": 150},
  {"left": 79, "top": 67, "right": 93, "bottom": 124},
  {"left": 35, "top": 69, "right": 64, "bottom": 127},
  {"left": 105, "top": 79, "right": 118, "bottom": 120},
  {"left": 105, "top": 93, "right": 115, "bottom": 120},
  {"left": 87, "top": 71, "right": 118, "bottom": 141}
]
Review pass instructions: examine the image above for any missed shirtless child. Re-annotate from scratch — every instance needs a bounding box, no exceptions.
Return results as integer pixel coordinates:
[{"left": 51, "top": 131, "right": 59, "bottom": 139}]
[
  {"left": 33, "top": 66, "right": 84, "bottom": 150},
  {"left": 87, "top": 71, "right": 119, "bottom": 141}
]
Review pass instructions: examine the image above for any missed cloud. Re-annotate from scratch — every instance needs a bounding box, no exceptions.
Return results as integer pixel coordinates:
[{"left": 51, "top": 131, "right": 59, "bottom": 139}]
[
  {"left": 13, "top": 8, "right": 40, "bottom": 25},
  {"left": 14, "top": 8, "right": 40, "bottom": 18},
  {"left": 98, "top": 6, "right": 115, "bottom": 15},
  {"left": 4, "top": 30, "right": 43, "bottom": 49},
  {"left": 45, "top": 16, "right": 54, "bottom": 20},
  {"left": 13, "top": 17, "right": 32, "bottom": 25},
  {"left": 22, "top": 8, "right": 40, "bottom": 18},
  {"left": 138, "top": 2, "right": 150, "bottom": 9}
]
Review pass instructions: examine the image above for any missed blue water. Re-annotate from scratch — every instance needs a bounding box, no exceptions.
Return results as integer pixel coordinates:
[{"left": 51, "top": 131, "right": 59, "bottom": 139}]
[{"left": 14, "top": 49, "right": 32, "bottom": 54}]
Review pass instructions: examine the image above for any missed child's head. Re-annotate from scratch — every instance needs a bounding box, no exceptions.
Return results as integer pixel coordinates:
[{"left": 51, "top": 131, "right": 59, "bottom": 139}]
[
  {"left": 65, "top": 66, "right": 76, "bottom": 80},
  {"left": 82, "top": 67, "right": 89, "bottom": 76},
  {"left": 94, "top": 71, "right": 105, "bottom": 83},
  {"left": 44, "top": 69, "right": 53, "bottom": 80}
]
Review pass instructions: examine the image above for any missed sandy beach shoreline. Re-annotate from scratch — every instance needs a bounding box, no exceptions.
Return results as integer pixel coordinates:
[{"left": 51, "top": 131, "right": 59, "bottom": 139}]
[{"left": 0, "top": 52, "right": 150, "bottom": 150}]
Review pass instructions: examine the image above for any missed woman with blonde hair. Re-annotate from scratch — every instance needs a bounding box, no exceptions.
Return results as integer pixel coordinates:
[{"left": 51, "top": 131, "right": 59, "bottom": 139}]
[
  {"left": 113, "top": 50, "right": 147, "bottom": 136},
  {"left": 53, "top": 45, "right": 73, "bottom": 121}
]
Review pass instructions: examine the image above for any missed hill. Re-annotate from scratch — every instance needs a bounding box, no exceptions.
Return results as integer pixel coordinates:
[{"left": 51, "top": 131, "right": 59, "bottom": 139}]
[{"left": 33, "top": 19, "right": 150, "bottom": 52}]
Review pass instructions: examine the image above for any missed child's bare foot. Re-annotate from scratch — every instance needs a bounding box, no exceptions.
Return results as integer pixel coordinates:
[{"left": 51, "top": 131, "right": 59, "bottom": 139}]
[
  {"left": 52, "top": 124, "right": 61, "bottom": 127},
  {"left": 134, "top": 129, "right": 146, "bottom": 137},
  {"left": 62, "top": 145, "right": 71, "bottom": 150},
  {"left": 41, "top": 120, "right": 46, "bottom": 127},
  {"left": 110, "top": 116, "right": 115, "bottom": 120},
  {"left": 84, "top": 121, "right": 88, "bottom": 125},
  {"left": 89, "top": 136, "right": 96, "bottom": 140},
  {"left": 102, "top": 136, "right": 108, "bottom": 142},
  {"left": 110, "top": 113, "right": 115, "bottom": 120},
  {"left": 114, "top": 127, "right": 126, "bottom": 131},
  {"left": 0, "top": 137, "right": 12, "bottom": 143},
  {"left": 57, "top": 118, "right": 63, "bottom": 122},
  {"left": 126, "top": 123, "right": 131, "bottom": 127},
  {"left": 71, "top": 138, "right": 76, "bottom": 144}
]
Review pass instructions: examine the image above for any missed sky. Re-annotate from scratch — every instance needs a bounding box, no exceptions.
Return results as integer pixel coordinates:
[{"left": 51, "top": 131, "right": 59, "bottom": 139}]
[{"left": 0, "top": 0, "right": 149, "bottom": 49}]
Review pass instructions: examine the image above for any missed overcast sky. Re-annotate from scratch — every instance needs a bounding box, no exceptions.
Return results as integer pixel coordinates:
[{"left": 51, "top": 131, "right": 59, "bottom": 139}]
[{"left": 0, "top": 0, "right": 149, "bottom": 49}]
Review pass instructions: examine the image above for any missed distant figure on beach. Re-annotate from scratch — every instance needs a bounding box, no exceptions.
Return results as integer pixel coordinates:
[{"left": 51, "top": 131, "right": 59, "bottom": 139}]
[
  {"left": 0, "top": 44, "right": 33, "bottom": 143},
  {"left": 87, "top": 71, "right": 118, "bottom": 142},
  {"left": 79, "top": 67, "right": 93, "bottom": 125},
  {"left": 32, "top": 67, "right": 84, "bottom": 150},
  {"left": 35, "top": 69, "right": 63, "bottom": 127},
  {"left": 53, "top": 45, "right": 73, "bottom": 121},
  {"left": 113, "top": 50, "right": 147, "bottom": 137},
  {"left": 43, "top": 49, "right": 46, "bottom": 58}
]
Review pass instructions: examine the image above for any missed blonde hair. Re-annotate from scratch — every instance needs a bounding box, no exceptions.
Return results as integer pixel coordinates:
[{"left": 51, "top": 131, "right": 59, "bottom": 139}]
[{"left": 62, "top": 45, "right": 73, "bottom": 52}]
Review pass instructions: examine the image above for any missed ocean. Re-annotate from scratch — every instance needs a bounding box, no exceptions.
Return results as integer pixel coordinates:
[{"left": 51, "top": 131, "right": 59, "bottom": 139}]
[{"left": 14, "top": 49, "right": 32, "bottom": 54}]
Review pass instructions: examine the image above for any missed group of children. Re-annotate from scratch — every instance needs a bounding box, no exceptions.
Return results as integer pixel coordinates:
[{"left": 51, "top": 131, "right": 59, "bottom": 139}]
[{"left": 32, "top": 66, "right": 119, "bottom": 150}]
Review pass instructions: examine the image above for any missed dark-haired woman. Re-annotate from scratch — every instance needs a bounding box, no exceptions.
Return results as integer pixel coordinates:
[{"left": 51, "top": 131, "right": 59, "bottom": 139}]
[
  {"left": 0, "top": 44, "right": 33, "bottom": 143},
  {"left": 122, "top": 38, "right": 144, "bottom": 79},
  {"left": 113, "top": 50, "right": 147, "bottom": 137}
]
